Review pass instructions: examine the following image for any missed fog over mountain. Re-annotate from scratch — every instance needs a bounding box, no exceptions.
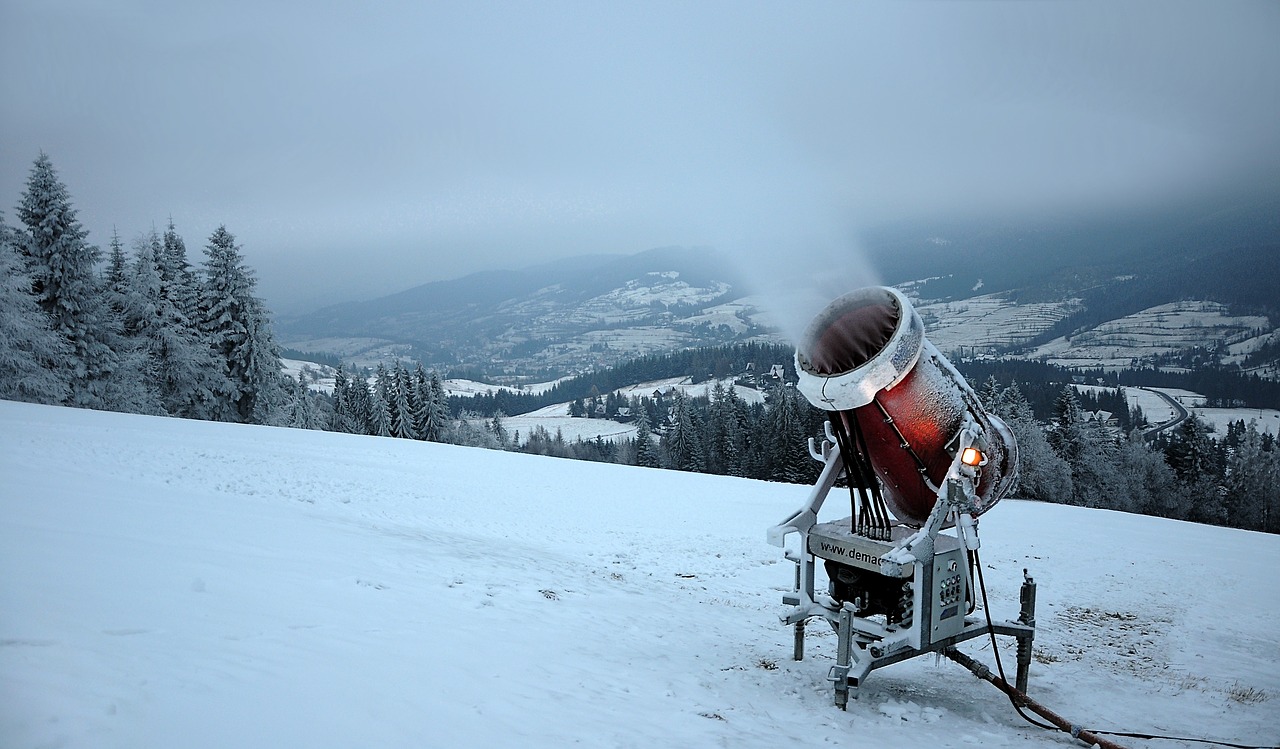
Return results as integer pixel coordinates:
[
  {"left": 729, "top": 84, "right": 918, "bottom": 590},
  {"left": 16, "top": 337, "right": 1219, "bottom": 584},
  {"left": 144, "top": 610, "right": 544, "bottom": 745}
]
[{"left": 2, "top": 1, "right": 1278, "bottom": 313}]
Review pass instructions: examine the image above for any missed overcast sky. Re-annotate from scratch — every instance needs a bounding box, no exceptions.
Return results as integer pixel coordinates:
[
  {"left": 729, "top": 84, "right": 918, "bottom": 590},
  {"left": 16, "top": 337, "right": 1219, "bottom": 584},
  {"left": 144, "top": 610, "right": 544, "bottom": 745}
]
[{"left": 3, "top": 1, "right": 1278, "bottom": 313}]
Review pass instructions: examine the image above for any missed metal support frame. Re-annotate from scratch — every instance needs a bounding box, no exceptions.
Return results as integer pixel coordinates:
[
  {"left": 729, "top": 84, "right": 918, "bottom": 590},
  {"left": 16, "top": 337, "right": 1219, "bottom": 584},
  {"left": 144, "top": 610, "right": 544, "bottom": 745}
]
[
  {"left": 808, "top": 569, "right": 1037, "bottom": 708},
  {"left": 768, "top": 425, "right": 1037, "bottom": 709}
]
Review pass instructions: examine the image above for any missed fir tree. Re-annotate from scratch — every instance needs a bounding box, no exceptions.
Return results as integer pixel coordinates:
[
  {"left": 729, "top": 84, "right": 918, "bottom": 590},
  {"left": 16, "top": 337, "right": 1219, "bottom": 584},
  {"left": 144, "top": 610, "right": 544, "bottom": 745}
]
[
  {"left": 287, "top": 374, "right": 319, "bottom": 430},
  {"left": 16, "top": 153, "right": 152, "bottom": 412},
  {"left": 0, "top": 213, "right": 71, "bottom": 404},
  {"left": 661, "top": 390, "right": 705, "bottom": 472},
  {"left": 330, "top": 364, "right": 358, "bottom": 433},
  {"left": 345, "top": 372, "right": 375, "bottom": 435},
  {"left": 634, "top": 410, "right": 659, "bottom": 467},
  {"left": 410, "top": 363, "right": 432, "bottom": 440},
  {"left": 1164, "top": 415, "right": 1227, "bottom": 524},
  {"left": 488, "top": 412, "right": 510, "bottom": 448},
  {"left": 125, "top": 237, "right": 229, "bottom": 419},
  {"left": 105, "top": 228, "right": 129, "bottom": 315},
  {"left": 390, "top": 363, "right": 415, "bottom": 439},
  {"left": 764, "top": 386, "right": 813, "bottom": 483},
  {"left": 703, "top": 381, "right": 731, "bottom": 475},
  {"left": 368, "top": 380, "right": 392, "bottom": 437},
  {"left": 1118, "top": 430, "right": 1183, "bottom": 519},
  {"left": 161, "top": 219, "right": 202, "bottom": 325},
  {"left": 200, "top": 225, "right": 283, "bottom": 422},
  {"left": 421, "top": 371, "right": 450, "bottom": 442}
]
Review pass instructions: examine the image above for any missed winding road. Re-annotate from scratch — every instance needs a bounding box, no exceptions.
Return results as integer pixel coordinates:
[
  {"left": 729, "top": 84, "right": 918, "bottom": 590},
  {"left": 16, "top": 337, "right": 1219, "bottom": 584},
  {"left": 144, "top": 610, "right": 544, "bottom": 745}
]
[{"left": 1138, "top": 386, "right": 1190, "bottom": 441}]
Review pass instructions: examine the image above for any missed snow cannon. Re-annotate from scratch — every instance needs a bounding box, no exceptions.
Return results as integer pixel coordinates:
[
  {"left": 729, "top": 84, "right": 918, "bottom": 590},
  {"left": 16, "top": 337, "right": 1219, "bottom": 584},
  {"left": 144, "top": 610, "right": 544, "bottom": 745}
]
[
  {"left": 794, "top": 285, "right": 1018, "bottom": 526},
  {"left": 768, "top": 286, "right": 1036, "bottom": 711}
]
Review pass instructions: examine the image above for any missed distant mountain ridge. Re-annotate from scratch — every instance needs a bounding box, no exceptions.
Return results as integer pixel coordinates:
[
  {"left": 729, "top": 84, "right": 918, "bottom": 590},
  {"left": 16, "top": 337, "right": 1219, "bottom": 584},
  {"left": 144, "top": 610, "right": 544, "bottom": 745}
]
[
  {"left": 280, "top": 246, "right": 759, "bottom": 373},
  {"left": 280, "top": 196, "right": 1280, "bottom": 379}
]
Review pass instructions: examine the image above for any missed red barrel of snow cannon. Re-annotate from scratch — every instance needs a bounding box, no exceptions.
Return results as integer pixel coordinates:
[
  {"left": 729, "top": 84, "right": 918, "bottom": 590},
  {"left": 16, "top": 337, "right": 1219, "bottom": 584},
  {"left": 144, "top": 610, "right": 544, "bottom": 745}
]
[{"left": 795, "top": 286, "right": 1018, "bottom": 525}]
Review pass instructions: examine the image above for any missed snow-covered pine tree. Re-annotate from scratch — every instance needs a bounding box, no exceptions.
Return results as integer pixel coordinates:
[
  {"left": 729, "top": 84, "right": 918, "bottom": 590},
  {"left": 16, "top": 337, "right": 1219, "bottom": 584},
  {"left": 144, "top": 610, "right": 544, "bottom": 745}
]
[
  {"left": 703, "top": 381, "right": 731, "bottom": 475},
  {"left": 633, "top": 410, "right": 659, "bottom": 467},
  {"left": 369, "top": 384, "right": 393, "bottom": 437},
  {"left": 390, "top": 363, "right": 415, "bottom": 439},
  {"left": 330, "top": 364, "right": 356, "bottom": 433},
  {"left": 287, "top": 373, "right": 320, "bottom": 430},
  {"left": 125, "top": 234, "right": 230, "bottom": 419},
  {"left": 661, "top": 390, "right": 705, "bottom": 472},
  {"left": 199, "top": 225, "right": 283, "bottom": 423},
  {"left": 373, "top": 362, "right": 391, "bottom": 400},
  {"left": 421, "top": 371, "right": 451, "bottom": 442},
  {"left": 1222, "top": 425, "right": 1280, "bottom": 531},
  {"left": 161, "top": 220, "right": 202, "bottom": 326},
  {"left": 978, "top": 375, "right": 1003, "bottom": 411},
  {"left": 246, "top": 311, "right": 288, "bottom": 424},
  {"left": 105, "top": 229, "right": 129, "bottom": 315},
  {"left": 1117, "top": 429, "right": 1181, "bottom": 519},
  {"left": 0, "top": 213, "right": 72, "bottom": 404},
  {"left": 763, "top": 386, "right": 812, "bottom": 483},
  {"left": 488, "top": 411, "right": 510, "bottom": 448},
  {"left": 410, "top": 363, "right": 432, "bottom": 440},
  {"left": 986, "top": 380, "right": 1072, "bottom": 503},
  {"left": 722, "top": 395, "right": 747, "bottom": 477},
  {"left": 1047, "top": 386, "right": 1085, "bottom": 468},
  {"left": 16, "top": 153, "right": 154, "bottom": 412},
  {"left": 1164, "top": 415, "right": 1227, "bottom": 525},
  {"left": 345, "top": 371, "right": 376, "bottom": 435}
]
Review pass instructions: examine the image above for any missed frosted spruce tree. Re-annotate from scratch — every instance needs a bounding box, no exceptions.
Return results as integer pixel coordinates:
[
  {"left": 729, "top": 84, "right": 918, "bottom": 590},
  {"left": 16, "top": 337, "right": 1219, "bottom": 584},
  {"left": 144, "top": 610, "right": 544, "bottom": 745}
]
[
  {"left": 125, "top": 234, "right": 230, "bottom": 419},
  {"left": 417, "top": 370, "right": 451, "bottom": 442},
  {"left": 16, "top": 153, "right": 153, "bottom": 412},
  {"left": 0, "top": 213, "right": 72, "bottom": 403},
  {"left": 199, "top": 225, "right": 284, "bottom": 423},
  {"left": 661, "top": 390, "right": 705, "bottom": 472},
  {"left": 340, "top": 369, "right": 375, "bottom": 434},
  {"left": 633, "top": 410, "right": 659, "bottom": 467},
  {"left": 369, "top": 381, "right": 392, "bottom": 437},
  {"left": 984, "top": 380, "right": 1073, "bottom": 503},
  {"left": 161, "top": 219, "right": 202, "bottom": 326},
  {"left": 286, "top": 373, "right": 320, "bottom": 430},
  {"left": 329, "top": 365, "right": 356, "bottom": 433},
  {"left": 104, "top": 229, "right": 129, "bottom": 315},
  {"left": 390, "top": 363, "right": 415, "bottom": 439},
  {"left": 409, "top": 363, "right": 432, "bottom": 440},
  {"left": 763, "top": 386, "right": 812, "bottom": 483}
]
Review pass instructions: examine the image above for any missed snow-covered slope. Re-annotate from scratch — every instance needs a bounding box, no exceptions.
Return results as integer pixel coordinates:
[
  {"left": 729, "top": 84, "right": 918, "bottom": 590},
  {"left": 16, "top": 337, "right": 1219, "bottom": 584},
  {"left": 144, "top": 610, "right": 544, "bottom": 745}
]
[
  {"left": 2, "top": 401, "right": 1277, "bottom": 749},
  {"left": 498, "top": 401, "right": 638, "bottom": 444},
  {"left": 1028, "top": 301, "right": 1271, "bottom": 371},
  {"left": 914, "top": 293, "right": 1082, "bottom": 355}
]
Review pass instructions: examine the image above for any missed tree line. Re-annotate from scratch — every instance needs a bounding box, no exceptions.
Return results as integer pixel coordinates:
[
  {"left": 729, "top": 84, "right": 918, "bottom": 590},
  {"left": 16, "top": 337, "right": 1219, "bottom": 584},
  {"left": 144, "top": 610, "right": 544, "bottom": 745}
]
[
  {"left": 981, "top": 377, "right": 1277, "bottom": 534},
  {"left": 2, "top": 153, "right": 287, "bottom": 421},
  {"left": 447, "top": 341, "right": 797, "bottom": 417},
  {"left": 0, "top": 153, "right": 478, "bottom": 445}
]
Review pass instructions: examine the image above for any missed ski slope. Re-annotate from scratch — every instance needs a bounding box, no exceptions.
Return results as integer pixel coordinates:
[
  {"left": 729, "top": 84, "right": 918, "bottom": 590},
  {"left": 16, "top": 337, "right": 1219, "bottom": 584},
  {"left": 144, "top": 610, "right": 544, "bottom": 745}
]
[{"left": 1, "top": 401, "right": 1277, "bottom": 749}]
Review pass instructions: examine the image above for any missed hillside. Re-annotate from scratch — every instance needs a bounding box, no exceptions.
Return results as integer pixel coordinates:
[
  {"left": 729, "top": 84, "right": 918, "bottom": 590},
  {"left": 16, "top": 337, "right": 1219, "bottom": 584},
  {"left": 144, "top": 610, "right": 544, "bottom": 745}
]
[
  {"left": 276, "top": 195, "right": 1280, "bottom": 381},
  {"left": 2, "top": 401, "right": 1277, "bottom": 748},
  {"left": 280, "top": 247, "right": 764, "bottom": 373}
]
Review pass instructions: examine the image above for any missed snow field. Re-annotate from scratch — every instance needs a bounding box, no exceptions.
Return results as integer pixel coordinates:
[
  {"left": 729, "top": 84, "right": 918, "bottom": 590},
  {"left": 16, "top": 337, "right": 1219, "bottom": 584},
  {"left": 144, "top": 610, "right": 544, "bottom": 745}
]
[
  {"left": 2, "top": 400, "right": 1277, "bottom": 749},
  {"left": 492, "top": 377, "right": 767, "bottom": 446},
  {"left": 612, "top": 376, "right": 767, "bottom": 406},
  {"left": 497, "top": 402, "right": 638, "bottom": 444},
  {"left": 1196, "top": 408, "right": 1280, "bottom": 437},
  {"left": 917, "top": 294, "right": 1081, "bottom": 354},
  {"left": 1029, "top": 301, "right": 1270, "bottom": 371}
]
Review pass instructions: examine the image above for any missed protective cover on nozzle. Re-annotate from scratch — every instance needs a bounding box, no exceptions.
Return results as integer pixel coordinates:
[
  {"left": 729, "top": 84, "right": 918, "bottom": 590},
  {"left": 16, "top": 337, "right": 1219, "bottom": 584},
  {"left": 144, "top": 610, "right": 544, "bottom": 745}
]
[
  {"left": 793, "top": 285, "right": 1018, "bottom": 525},
  {"left": 795, "top": 286, "right": 925, "bottom": 411}
]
